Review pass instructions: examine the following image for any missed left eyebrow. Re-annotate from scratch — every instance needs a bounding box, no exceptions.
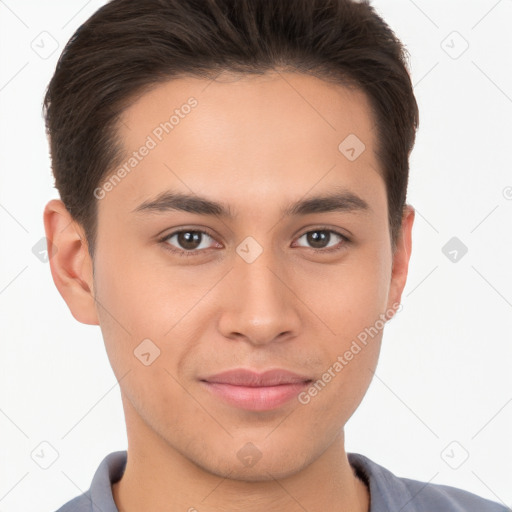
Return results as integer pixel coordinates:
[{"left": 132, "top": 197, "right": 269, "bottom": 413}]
[
  {"left": 283, "top": 188, "right": 371, "bottom": 216},
  {"left": 131, "top": 187, "right": 371, "bottom": 218}
]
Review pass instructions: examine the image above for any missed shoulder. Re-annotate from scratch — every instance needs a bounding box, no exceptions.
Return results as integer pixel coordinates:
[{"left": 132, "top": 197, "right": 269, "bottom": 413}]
[
  {"left": 348, "top": 452, "right": 510, "bottom": 512},
  {"left": 399, "top": 475, "right": 509, "bottom": 512},
  {"left": 55, "top": 493, "right": 92, "bottom": 512},
  {"left": 53, "top": 450, "right": 127, "bottom": 512}
]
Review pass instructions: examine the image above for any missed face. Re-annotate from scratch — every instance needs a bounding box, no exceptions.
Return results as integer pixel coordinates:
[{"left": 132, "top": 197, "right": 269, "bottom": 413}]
[{"left": 48, "top": 71, "right": 413, "bottom": 481}]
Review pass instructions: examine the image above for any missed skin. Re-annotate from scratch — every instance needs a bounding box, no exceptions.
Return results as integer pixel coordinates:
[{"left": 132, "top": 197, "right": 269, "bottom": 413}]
[{"left": 44, "top": 71, "right": 414, "bottom": 512}]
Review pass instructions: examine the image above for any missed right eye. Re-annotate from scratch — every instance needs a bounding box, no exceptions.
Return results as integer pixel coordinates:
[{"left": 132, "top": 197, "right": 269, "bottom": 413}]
[{"left": 160, "top": 229, "right": 221, "bottom": 257}]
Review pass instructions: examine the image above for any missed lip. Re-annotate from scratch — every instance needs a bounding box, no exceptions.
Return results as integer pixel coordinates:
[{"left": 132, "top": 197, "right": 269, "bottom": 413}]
[{"left": 200, "top": 369, "right": 312, "bottom": 411}]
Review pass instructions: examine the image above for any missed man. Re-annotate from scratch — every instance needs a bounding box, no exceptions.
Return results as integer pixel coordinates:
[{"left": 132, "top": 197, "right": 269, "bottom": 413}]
[{"left": 43, "top": 0, "right": 508, "bottom": 510}]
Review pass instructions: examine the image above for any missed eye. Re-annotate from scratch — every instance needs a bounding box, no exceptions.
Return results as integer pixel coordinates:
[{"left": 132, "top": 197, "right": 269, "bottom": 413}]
[
  {"left": 160, "top": 229, "right": 220, "bottom": 256},
  {"left": 159, "top": 227, "right": 350, "bottom": 258},
  {"left": 293, "top": 228, "right": 349, "bottom": 253}
]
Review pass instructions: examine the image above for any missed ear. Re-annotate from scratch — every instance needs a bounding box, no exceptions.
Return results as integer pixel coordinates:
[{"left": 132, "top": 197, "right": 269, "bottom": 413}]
[
  {"left": 43, "top": 199, "right": 99, "bottom": 325},
  {"left": 386, "top": 204, "right": 415, "bottom": 317}
]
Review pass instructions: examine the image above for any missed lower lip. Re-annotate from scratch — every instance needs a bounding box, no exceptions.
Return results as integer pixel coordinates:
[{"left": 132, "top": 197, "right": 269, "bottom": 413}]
[{"left": 201, "top": 381, "right": 311, "bottom": 411}]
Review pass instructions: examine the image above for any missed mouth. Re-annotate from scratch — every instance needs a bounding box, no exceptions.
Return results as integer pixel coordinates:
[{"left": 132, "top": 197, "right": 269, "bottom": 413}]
[{"left": 199, "top": 368, "right": 313, "bottom": 411}]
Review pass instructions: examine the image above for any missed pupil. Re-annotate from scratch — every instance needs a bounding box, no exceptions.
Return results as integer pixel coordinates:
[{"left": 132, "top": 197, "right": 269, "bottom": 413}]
[
  {"left": 308, "top": 231, "right": 329, "bottom": 249},
  {"left": 178, "top": 231, "right": 201, "bottom": 250}
]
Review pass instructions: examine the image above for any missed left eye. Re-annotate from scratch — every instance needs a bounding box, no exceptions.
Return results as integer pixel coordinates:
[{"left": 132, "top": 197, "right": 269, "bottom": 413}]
[{"left": 294, "top": 229, "right": 349, "bottom": 251}]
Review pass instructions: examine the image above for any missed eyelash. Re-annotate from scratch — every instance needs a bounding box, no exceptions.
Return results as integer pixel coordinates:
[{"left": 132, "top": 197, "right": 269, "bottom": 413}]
[{"left": 158, "top": 227, "right": 350, "bottom": 258}]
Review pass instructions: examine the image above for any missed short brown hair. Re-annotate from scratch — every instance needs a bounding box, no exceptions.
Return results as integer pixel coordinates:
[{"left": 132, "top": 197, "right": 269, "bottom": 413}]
[{"left": 43, "top": 0, "right": 419, "bottom": 258}]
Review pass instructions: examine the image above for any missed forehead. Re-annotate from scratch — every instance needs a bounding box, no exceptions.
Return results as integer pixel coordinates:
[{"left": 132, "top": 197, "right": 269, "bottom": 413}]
[
  {"left": 119, "top": 71, "right": 377, "bottom": 156},
  {"left": 103, "top": 71, "right": 384, "bottom": 218}
]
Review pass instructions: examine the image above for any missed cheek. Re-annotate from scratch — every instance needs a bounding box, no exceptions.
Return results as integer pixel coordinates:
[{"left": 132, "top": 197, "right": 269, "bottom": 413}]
[
  {"left": 301, "top": 244, "right": 392, "bottom": 341},
  {"left": 296, "top": 328, "right": 383, "bottom": 446},
  {"left": 92, "top": 253, "right": 195, "bottom": 419},
  {"left": 92, "top": 239, "right": 209, "bottom": 381},
  {"left": 93, "top": 236, "right": 180, "bottom": 334},
  {"left": 92, "top": 239, "right": 164, "bottom": 373},
  {"left": 311, "top": 244, "right": 391, "bottom": 419}
]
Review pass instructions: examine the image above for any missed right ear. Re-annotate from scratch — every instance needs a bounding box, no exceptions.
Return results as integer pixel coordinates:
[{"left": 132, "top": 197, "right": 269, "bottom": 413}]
[{"left": 43, "top": 199, "right": 99, "bottom": 325}]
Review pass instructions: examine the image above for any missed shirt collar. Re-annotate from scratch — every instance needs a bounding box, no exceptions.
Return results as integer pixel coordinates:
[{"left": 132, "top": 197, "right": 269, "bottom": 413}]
[{"left": 87, "top": 450, "right": 420, "bottom": 512}]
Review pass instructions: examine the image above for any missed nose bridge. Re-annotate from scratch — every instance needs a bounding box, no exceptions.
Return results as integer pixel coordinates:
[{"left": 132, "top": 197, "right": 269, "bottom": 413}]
[
  {"left": 220, "top": 237, "right": 299, "bottom": 344},
  {"left": 238, "top": 247, "right": 280, "bottom": 301}
]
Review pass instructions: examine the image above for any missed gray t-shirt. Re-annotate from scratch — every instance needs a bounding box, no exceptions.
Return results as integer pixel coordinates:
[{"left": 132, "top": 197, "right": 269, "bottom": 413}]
[{"left": 55, "top": 450, "right": 509, "bottom": 511}]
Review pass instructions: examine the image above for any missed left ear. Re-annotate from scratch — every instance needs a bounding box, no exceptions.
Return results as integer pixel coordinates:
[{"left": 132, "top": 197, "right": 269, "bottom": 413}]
[{"left": 386, "top": 204, "right": 415, "bottom": 316}]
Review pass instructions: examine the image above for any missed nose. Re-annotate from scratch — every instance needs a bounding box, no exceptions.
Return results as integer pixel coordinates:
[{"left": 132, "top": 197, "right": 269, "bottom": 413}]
[{"left": 217, "top": 246, "right": 301, "bottom": 346}]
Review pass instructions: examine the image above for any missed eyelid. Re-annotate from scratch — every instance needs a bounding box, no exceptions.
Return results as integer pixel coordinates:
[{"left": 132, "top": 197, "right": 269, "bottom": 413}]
[
  {"left": 295, "top": 225, "right": 351, "bottom": 241},
  {"left": 159, "top": 226, "right": 350, "bottom": 257}
]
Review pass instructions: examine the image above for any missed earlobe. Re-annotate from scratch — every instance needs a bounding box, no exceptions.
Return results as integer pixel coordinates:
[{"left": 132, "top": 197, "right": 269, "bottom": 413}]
[
  {"left": 387, "top": 204, "right": 415, "bottom": 314},
  {"left": 43, "top": 199, "right": 99, "bottom": 325}
]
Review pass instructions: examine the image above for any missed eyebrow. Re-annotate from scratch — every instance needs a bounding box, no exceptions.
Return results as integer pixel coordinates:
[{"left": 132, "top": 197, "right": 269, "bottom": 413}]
[{"left": 131, "top": 187, "right": 370, "bottom": 218}]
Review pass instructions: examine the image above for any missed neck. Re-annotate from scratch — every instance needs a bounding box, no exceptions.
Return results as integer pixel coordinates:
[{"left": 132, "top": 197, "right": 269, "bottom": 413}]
[{"left": 113, "top": 399, "right": 369, "bottom": 512}]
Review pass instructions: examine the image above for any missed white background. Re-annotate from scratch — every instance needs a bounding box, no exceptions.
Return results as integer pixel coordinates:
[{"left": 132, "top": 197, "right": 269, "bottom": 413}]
[{"left": 0, "top": 1, "right": 511, "bottom": 510}]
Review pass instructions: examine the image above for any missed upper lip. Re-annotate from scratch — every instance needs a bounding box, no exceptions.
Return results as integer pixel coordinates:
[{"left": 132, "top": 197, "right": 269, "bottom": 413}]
[{"left": 201, "top": 369, "right": 312, "bottom": 387}]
